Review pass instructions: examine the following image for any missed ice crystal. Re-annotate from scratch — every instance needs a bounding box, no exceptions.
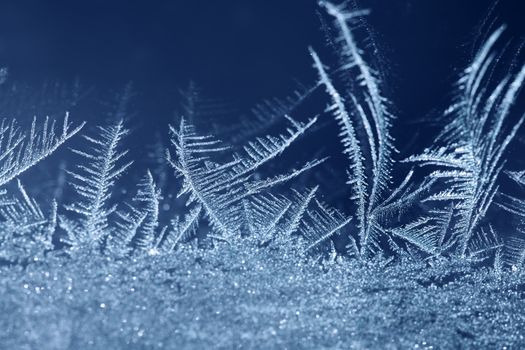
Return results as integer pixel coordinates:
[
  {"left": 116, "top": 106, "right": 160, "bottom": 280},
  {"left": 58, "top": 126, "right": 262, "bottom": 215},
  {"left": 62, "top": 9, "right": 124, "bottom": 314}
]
[{"left": 1, "top": 1, "right": 525, "bottom": 349}]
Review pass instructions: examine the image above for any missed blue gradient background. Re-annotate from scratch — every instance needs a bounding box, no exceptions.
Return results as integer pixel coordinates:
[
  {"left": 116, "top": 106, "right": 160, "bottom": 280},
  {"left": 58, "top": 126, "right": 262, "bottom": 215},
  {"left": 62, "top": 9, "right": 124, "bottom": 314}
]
[
  {"left": 0, "top": 0, "right": 524, "bottom": 215},
  {"left": 0, "top": 1, "right": 523, "bottom": 124}
]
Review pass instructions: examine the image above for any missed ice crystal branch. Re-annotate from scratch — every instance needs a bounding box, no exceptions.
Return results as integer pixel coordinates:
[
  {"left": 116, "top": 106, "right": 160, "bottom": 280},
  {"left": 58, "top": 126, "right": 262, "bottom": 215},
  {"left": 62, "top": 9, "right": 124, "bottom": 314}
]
[
  {"left": 302, "top": 199, "right": 352, "bottom": 256},
  {"left": 404, "top": 27, "right": 525, "bottom": 258},
  {"left": 62, "top": 119, "right": 132, "bottom": 251},
  {"left": 310, "top": 2, "right": 415, "bottom": 257},
  {"left": 132, "top": 170, "right": 162, "bottom": 250},
  {"left": 167, "top": 116, "right": 321, "bottom": 238},
  {"left": 0, "top": 180, "right": 54, "bottom": 262},
  {"left": 0, "top": 114, "right": 84, "bottom": 187}
]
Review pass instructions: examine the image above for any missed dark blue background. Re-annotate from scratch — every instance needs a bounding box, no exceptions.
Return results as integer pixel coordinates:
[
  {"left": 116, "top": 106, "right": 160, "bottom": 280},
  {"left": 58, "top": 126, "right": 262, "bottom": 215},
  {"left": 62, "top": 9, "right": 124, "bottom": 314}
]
[
  {"left": 0, "top": 0, "right": 523, "bottom": 125},
  {"left": 0, "top": 1, "right": 524, "bottom": 204}
]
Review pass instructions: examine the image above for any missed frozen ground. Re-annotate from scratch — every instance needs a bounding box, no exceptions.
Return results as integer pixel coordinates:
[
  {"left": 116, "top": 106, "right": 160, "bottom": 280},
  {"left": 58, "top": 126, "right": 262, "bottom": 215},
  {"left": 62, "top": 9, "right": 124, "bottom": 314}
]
[{"left": 1, "top": 239, "right": 524, "bottom": 349}]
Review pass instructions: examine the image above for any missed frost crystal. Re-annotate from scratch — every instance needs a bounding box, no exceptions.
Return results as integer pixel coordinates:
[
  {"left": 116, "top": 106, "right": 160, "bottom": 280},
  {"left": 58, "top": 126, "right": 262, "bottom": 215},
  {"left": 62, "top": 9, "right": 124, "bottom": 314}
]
[{"left": 1, "top": 1, "right": 525, "bottom": 349}]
